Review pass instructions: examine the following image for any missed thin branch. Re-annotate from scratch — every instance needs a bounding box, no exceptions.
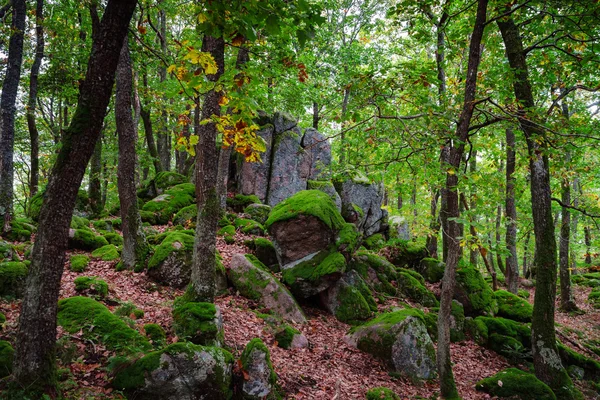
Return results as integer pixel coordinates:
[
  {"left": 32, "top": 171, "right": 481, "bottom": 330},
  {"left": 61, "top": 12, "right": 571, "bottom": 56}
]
[{"left": 551, "top": 197, "right": 600, "bottom": 229}]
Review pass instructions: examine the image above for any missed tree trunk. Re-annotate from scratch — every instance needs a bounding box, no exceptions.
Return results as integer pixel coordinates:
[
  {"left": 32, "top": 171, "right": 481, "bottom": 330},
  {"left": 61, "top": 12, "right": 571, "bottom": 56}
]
[
  {"left": 141, "top": 71, "right": 162, "bottom": 175},
  {"left": 495, "top": 204, "right": 504, "bottom": 274},
  {"left": 437, "top": 1, "right": 488, "bottom": 397},
  {"left": 571, "top": 178, "right": 580, "bottom": 273},
  {"left": 312, "top": 101, "right": 319, "bottom": 129},
  {"left": 497, "top": 15, "right": 579, "bottom": 399},
  {"left": 156, "top": 8, "right": 170, "bottom": 171},
  {"left": 27, "top": 0, "right": 44, "bottom": 198},
  {"left": 426, "top": 188, "right": 440, "bottom": 258},
  {"left": 0, "top": 0, "right": 26, "bottom": 231},
  {"left": 469, "top": 150, "right": 478, "bottom": 268},
  {"left": 505, "top": 128, "right": 519, "bottom": 293},
  {"left": 116, "top": 38, "right": 148, "bottom": 270},
  {"left": 523, "top": 231, "right": 530, "bottom": 277},
  {"left": 585, "top": 225, "right": 592, "bottom": 265},
  {"left": 89, "top": 135, "right": 103, "bottom": 216},
  {"left": 12, "top": 1, "right": 137, "bottom": 394},
  {"left": 189, "top": 35, "right": 225, "bottom": 302},
  {"left": 338, "top": 86, "right": 350, "bottom": 166}
]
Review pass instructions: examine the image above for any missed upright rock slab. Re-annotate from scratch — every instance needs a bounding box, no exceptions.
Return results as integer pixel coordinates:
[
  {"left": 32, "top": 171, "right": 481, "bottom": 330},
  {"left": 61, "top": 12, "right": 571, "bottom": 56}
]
[
  {"left": 267, "top": 126, "right": 307, "bottom": 206},
  {"left": 301, "top": 128, "right": 332, "bottom": 180},
  {"left": 240, "top": 338, "right": 278, "bottom": 399},
  {"left": 238, "top": 125, "right": 274, "bottom": 202},
  {"left": 334, "top": 173, "right": 385, "bottom": 236}
]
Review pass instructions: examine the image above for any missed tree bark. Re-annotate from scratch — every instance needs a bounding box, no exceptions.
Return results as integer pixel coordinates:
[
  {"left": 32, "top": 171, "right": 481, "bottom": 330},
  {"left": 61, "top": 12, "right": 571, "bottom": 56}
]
[
  {"left": 585, "top": 225, "right": 592, "bottom": 265},
  {"left": 156, "top": 7, "right": 170, "bottom": 171},
  {"left": 27, "top": 0, "right": 44, "bottom": 198},
  {"left": 437, "top": 1, "right": 488, "bottom": 397},
  {"left": 426, "top": 188, "right": 440, "bottom": 258},
  {"left": 338, "top": 86, "right": 350, "bottom": 166},
  {"left": 12, "top": 1, "right": 137, "bottom": 394},
  {"left": 469, "top": 150, "right": 478, "bottom": 268},
  {"left": 89, "top": 135, "right": 103, "bottom": 216},
  {"left": 497, "top": 14, "right": 580, "bottom": 399},
  {"left": 141, "top": 70, "right": 163, "bottom": 175},
  {"left": 0, "top": 0, "right": 26, "bottom": 231},
  {"left": 189, "top": 35, "right": 225, "bottom": 302},
  {"left": 505, "top": 128, "right": 519, "bottom": 294},
  {"left": 117, "top": 38, "right": 149, "bottom": 270},
  {"left": 523, "top": 231, "right": 530, "bottom": 277}
]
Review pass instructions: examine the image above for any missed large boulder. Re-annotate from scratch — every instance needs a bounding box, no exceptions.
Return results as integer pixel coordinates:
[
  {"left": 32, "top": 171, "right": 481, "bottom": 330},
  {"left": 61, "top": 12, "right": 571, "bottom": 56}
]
[
  {"left": 229, "top": 254, "right": 306, "bottom": 323},
  {"left": 476, "top": 368, "right": 556, "bottom": 400},
  {"left": 348, "top": 251, "right": 398, "bottom": 296},
  {"left": 238, "top": 125, "right": 274, "bottom": 203},
  {"left": 112, "top": 342, "right": 234, "bottom": 400},
  {"left": 0, "top": 261, "right": 28, "bottom": 298},
  {"left": 307, "top": 180, "right": 341, "bottom": 211},
  {"left": 346, "top": 309, "right": 437, "bottom": 380},
  {"left": 334, "top": 172, "right": 385, "bottom": 236},
  {"left": 239, "top": 338, "right": 278, "bottom": 399},
  {"left": 320, "top": 270, "right": 375, "bottom": 324},
  {"left": 141, "top": 183, "right": 195, "bottom": 225},
  {"left": 455, "top": 262, "right": 498, "bottom": 317},
  {"left": 282, "top": 250, "right": 347, "bottom": 299},
  {"left": 267, "top": 126, "right": 307, "bottom": 206},
  {"left": 147, "top": 231, "right": 194, "bottom": 287},
  {"left": 266, "top": 190, "right": 346, "bottom": 266},
  {"left": 300, "top": 128, "right": 332, "bottom": 180},
  {"left": 494, "top": 289, "right": 533, "bottom": 323}
]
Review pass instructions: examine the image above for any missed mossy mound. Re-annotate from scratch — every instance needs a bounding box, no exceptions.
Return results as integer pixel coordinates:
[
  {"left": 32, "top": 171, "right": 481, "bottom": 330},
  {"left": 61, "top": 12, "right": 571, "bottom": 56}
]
[
  {"left": 558, "top": 343, "right": 600, "bottom": 382},
  {"left": 6, "top": 218, "right": 36, "bottom": 242},
  {"left": 70, "top": 254, "right": 90, "bottom": 272},
  {"left": 172, "top": 301, "right": 222, "bottom": 346},
  {"left": 0, "top": 261, "right": 28, "bottom": 297},
  {"left": 147, "top": 231, "right": 194, "bottom": 270},
  {"left": 143, "top": 323, "right": 166, "bottom": 348},
  {"left": 146, "top": 231, "right": 195, "bottom": 287},
  {"left": 495, "top": 290, "right": 533, "bottom": 322},
  {"left": 364, "top": 234, "right": 385, "bottom": 251},
  {"left": 141, "top": 184, "right": 195, "bottom": 225},
  {"left": 455, "top": 261, "right": 498, "bottom": 317},
  {"left": 103, "top": 232, "right": 124, "bottom": 246},
  {"left": 335, "top": 222, "right": 362, "bottom": 256},
  {"left": 380, "top": 239, "right": 428, "bottom": 268},
  {"left": 227, "top": 194, "right": 261, "bottom": 212},
  {"left": 396, "top": 271, "right": 438, "bottom": 307},
  {"left": 0, "top": 240, "right": 16, "bottom": 263},
  {"left": 274, "top": 325, "right": 302, "bottom": 349},
  {"left": 91, "top": 244, "right": 120, "bottom": 261},
  {"left": 265, "top": 190, "right": 346, "bottom": 231},
  {"left": 74, "top": 276, "right": 109, "bottom": 299},
  {"left": 240, "top": 338, "right": 278, "bottom": 399},
  {"left": 58, "top": 296, "right": 150, "bottom": 353},
  {"left": 217, "top": 225, "right": 235, "bottom": 236},
  {"left": 418, "top": 258, "right": 445, "bottom": 283},
  {"left": 518, "top": 289, "right": 530, "bottom": 299},
  {"left": 235, "top": 218, "right": 265, "bottom": 235},
  {"left": 282, "top": 250, "right": 346, "bottom": 299},
  {"left": 92, "top": 218, "right": 115, "bottom": 232},
  {"left": 115, "top": 302, "right": 145, "bottom": 320},
  {"left": 155, "top": 171, "right": 188, "bottom": 190},
  {"left": 69, "top": 228, "right": 109, "bottom": 251},
  {"left": 244, "top": 203, "right": 271, "bottom": 225},
  {"left": 425, "top": 300, "right": 465, "bottom": 342},
  {"left": 476, "top": 368, "right": 556, "bottom": 400},
  {"left": 322, "top": 270, "right": 375, "bottom": 325},
  {"left": 173, "top": 204, "right": 197, "bottom": 227},
  {"left": 71, "top": 216, "right": 91, "bottom": 230},
  {"left": 348, "top": 250, "right": 397, "bottom": 296},
  {"left": 112, "top": 342, "right": 233, "bottom": 399},
  {"left": 365, "top": 387, "right": 400, "bottom": 400},
  {"left": 589, "top": 288, "right": 600, "bottom": 308},
  {"left": 0, "top": 340, "right": 14, "bottom": 378},
  {"left": 475, "top": 316, "right": 531, "bottom": 360}
]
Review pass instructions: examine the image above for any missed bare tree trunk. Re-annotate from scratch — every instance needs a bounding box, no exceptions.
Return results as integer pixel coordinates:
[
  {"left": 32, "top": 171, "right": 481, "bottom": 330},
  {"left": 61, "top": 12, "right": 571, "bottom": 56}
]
[
  {"left": 426, "top": 188, "right": 440, "bottom": 258},
  {"left": 571, "top": 178, "right": 580, "bottom": 273},
  {"left": 469, "top": 150, "right": 478, "bottom": 267},
  {"left": 495, "top": 204, "right": 504, "bottom": 274},
  {"left": 89, "top": 136, "right": 103, "bottom": 216},
  {"left": 437, "top": 1, "right": 488, "bottom": 397},
  {"left": 116, "top": 38, "right": 148, "bottom": 270},
  {"left": 585, "top": 225, "right": 592, "bottom": 265},
  {"left": 156, "top": 7, "right": 170, "bottom": 171},
  {"left": 338, "top": 86, "right": 350, "bottom": 166},
  {"left": 312, "top": 101, "right": 319, "bottom": 129},
  {"left": 505, "top": 128, "right": 519, "bottom": 293},
  {"left": 141, "top": 71, "right": 162, "bottom": 175},
  {"left": 523, "top": 231, "right": 530, "bottom": 277},
  {"left": 12, "top": 2, "right": 136, "bottom": 394},
  {"left": 0, "top": 0, "right": 26, "bottom": 231}
]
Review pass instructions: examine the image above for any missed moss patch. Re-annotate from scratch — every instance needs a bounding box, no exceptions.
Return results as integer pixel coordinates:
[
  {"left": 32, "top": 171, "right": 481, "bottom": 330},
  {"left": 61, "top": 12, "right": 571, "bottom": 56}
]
[
  {"left": 147, "top": 231, "right": 194, "bottom": 271},
  {"left": 0, "top": 340, "right": 14, "bottom": 378},
  {"left": 455, "top": 261, "right": 498, "bottom": 316},
  {"left": 419, "top": 258, "right": 445, "bottom": 283},
  {"left": 476, "top": 368, "right": 556, "bottom": 400},
  {"left": 69, "top": 228, "right": 109, "bottom": 251},
  {"left": 275, "top": 325, "right": 301, "bottom": 349},
  {"left": 0, "top": 261, "right": 28, "bottom": 297},
  {"left": 227, "top": 194, "right": 260, "bottom": 210},
  {"left": 380, "top": 239, "right": 427, "bottom": 268},
  {"left": 155, "top": 171, "right": 187, "bottom": 189},
  {"left": 74, "top": 276, "right": 109, "bottom": 298},
  {"left": 366, "top": 387, "right": 400, "bottom": 400},
  {"left": 336, "top": 222, "right": 361, "bottom": 256},
  {"left": 91, "top": 244, "right": 120, "bottom": 261},
  {"left": 70, "top": 255, "right": 90, "bottom": 272},
  {"left": 495, "top": 290, "right": 533, "bottom": 322},
  {"left": 172, "top": 301, "right": 221, "bottom": 346},
  {"left": 396, "top": 271, "right": 438, "bottom": 307},
  {"left": 143, "top": 323, "right": 166, "bottom": 348},
  {"left": 115, "top": 302, "right": 145, "bottom": 320},
  {"left": 141, "top": 184, "right": 195, "bottom": 224},
  {"left": 103, "top": 232, "right": 124, "bottom": 246},
  {"left": 235, "top": 218, "right": 265, "bottom": 235},
  {"left": 364, "top": 234, "right": 385, "bottom": 251},
  {"left": 173, "top": 204, "right": 197, "bottom": 227},
  {"left": 282, "top": 250, "right": 346, "bottom": 287}
]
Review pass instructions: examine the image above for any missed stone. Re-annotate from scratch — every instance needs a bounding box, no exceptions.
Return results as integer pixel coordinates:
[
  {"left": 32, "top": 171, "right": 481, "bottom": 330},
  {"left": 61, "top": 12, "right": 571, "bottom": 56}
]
[
  {"left": 240, "top": 338, "right": 277, "bottom": 399},
  {"left": 348, "top": 251, "right": 398, "bottom": 296},
  {"left": 147, "top": 232, "right": 194, "bottom": 287},
  {"left": 267, "top": 126, "right": 307, "bottom": 206},
  {"left": 476, "top": 368, "right": 556, "bottom": 400},
  {"left": 112, "top": 342, "right": 234, "bottom": 400},
  {"left": 244, "top": 203, "right": 272, "bottom": 225},
  {"left": 238, "top": 125, "right": 274, "bottom": 202},
  {"left": 282, "top": 250, "right": 346, "bottom": 299},
  {"left": 455, "top": 262, "right": 498, "bottom": 317},
  {"left": 272, "top": 111, "right": 298, "bottom": 133},
  {"left": 274, "top": 325, "right": 309, "bottom": 350},
  {"left": 172, "top": 302, "right": 224, "bottom": 346},
  {"left": 334, "top": 175, "right": 385, "bottom": 236},
  {"left": 346, "top": 309, "right": 437, "bottom": 380},
  {"left": 228, "top": 254, "right": 306, "bottom": 324},
  {"left": 320, "top": 270, "right": 375, "bottom": 324},
  {"left": 307, "top": 180, "right": 342, "bottom": 212},
  {"left": 300, "top": 128, "right": 332, "bottom": 180}
]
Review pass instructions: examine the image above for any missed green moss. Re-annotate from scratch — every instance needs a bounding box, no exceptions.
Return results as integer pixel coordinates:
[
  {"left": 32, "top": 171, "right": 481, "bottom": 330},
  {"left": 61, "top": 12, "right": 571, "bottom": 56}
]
[
  {"left": 244, "top": 203, "right": 271, "bottom": 224},
  {"left": 465, "top": 317, "right": 489, "bottom": 345},
  {"left": 476, "top": 368, "right": 556, "bottom": 400},
  {"left": 173, "top": 204, "right": 197, "bottom": 227},
  {"left": 92, "top": 219, "right": 114, "bottom": 232},
  {"left": 397, "top": 267, "right": 425, "bottom": 284},
  {"left": 265, "top": 190, "right": 346, "bottom": 231},
  {"left": 141, "top": 184, "right": 195, "bottom": 224},
  {"left": 147, "top": 231, "right": 194, "bottom": 270},
  {"left": 396, "top": 271, "right": 438, "bottom": 307},
  {"left": 154, "top": 171, "right": 187, "bottom": 189},
  {"left": 589, "top": 288, "right": 600, "bottom": 308},
  {"left": 381, "top": 239, "right": 427, "bottom": 268},
  {"left": 241, "top": 338, "right": 277, "bottom": 387},
  {"left": 0, "top": 241, "right": 14, "bottom": 262},
  {"left": 0, "top": 261, "right": 28, "bottom": 297},
  {"left": 352, "top": 203, "right": 365, "bottom": 218},
  {"left": 475, "top": 316, "right": 531, "bottom": 352},
  {"left": 147, "top": 231, "right": 168, "bottom": 246},
  {"left": 235, "top": 218, "right": 265, "bottom": 235},
  {"left": 71, "top": 216, "right": 91, "bottom": 230},
  {"left": 348, "top": 251, "right": 397, "bottom": 296},
  {"left": 91, "top": 244, "right": 120, "bottom": 261},
  {"left": 6, "top": 219, "right": 35, "bottom": 242},
  {"left": 0, "top": 312, "right": 5, "bottom": 326},
  {"left": 69, "top": 228, "right": 109, "bottom": 250},
  {"left": 275, "top": 325, "right": 301, "bottom": 349},
  {"left": 364, "top": 234, "right": 385, "bottom": 251},
  {"left": 424, "top": 312, "right": 438, "bottom": 341},
  {"left": 57, "top": 296, "right": 150, "bottom": 353},
  {"left": 217, "top": 225, "right": 235, "bottom": 236},
  {"left": 172, "top": 302, "right": 221, "bottom": 345},
  {"left": 224, "top": 235, "right": 235, "bottom": 244},
  {"left": 0, "top": 340, "right": 14, "bottom": 378},
  {"left": 74, "top": 276, "right": 109, "bottom": 298},
  {"left": 253, "top": 238, "right": 279, "bottom": 271},
  {"left": 455, "top": 261, "right": 498, "bottom": 316},
  {"left": 365, "top": 387, "right": 400, "bottom": 400},
  {"left": 103, "top": 232, "right": 124, "bottom": 246},
  {"left": 495, "top": 290, "right": 533, "bottom": 322},
  {"left": 558, "top": 343, "right": 600, "bottom": 382},
  {"left": 352, "top": 308, "right": 425, "bottom": 333},
  {"left": 518, "top": 289, "right": 530, "bottom": 299},
  {"left": 282, "top": 250, "right": 346, "bottom": 286},
  {"left": 28, "top": 190, "right": 44, "bottom": 221},
  {"left": 227, "top": 194, "right": 261, "bottom": 210},
  {"left": 143, "top": 323, "right": 166, "bottom": 348},
  {"left": 115, "top": 302, "right": 145, "bottom": 319},
  {"left": 334, "top": 282, "right": 373, "bottom": 325},
  {"left": 419, "top": 258, "right": 445, "bottom": 283},
  {"left": 228, "top": 256, "right": 271, "bottom": 301},
  {"left": 336, "top": 223, "right": 361, "bottom": 255}
]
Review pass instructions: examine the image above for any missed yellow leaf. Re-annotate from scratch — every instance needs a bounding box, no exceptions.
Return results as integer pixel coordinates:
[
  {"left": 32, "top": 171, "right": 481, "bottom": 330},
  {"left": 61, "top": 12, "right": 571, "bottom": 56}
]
[
  {"left": 167, "top": 64, "right": 176, "bottom": 74},
  {"left": 197, "top": 13, "right": 207, "bottom": 23}
]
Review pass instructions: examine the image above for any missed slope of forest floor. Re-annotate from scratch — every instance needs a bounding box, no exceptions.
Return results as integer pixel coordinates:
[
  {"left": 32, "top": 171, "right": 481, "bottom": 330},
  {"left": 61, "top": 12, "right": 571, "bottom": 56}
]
[{"left": 1, "top": 225, "right": 600, "bottom": 399}]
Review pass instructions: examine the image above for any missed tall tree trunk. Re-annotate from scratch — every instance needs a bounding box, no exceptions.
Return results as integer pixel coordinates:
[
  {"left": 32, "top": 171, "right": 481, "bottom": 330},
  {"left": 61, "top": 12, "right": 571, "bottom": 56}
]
[
  {"left": 426, "top": 188, "right": 440, "bottom": 258},
  {"left": 338, "top": 86, "right": 350, "bottom": 166},
  {"left": 176, "top": 105, "right": 191, "bottom": 174},
  {"left": 571, "top": 178, "right": 580, "bottom": 273},
  {"left": 437, "top": 1, "right": 488, "bottom": 397},
  {"left": 469, "top": 150, "right": 478, "bottom": 267},
  {"left": 116, "top": 38, "right": 148, "bottom": 270},
  {"left": 12, "top": 1, "right": 137, "bottom": 394},
  {"left": 523, "top": 231, "right": 530, "bottom": 277},
  {"left": 89, "top": 135, "right": 103, "bottom": 216},
  {"left": 505, "top": 128, "right": 519, "bottom": 293},
  {"left": 495, "top": 206, "right": 504, "bottom": 274},
  {"left": 585, "top": 225, "right": 592, "bottom": 265},
  {"left": 189, "top": 35, "right": 225, "bottom": 302},
  {"left": 0, "top": 0, "right": 26, "bottom": 231},
  {"left": 27, "top": 0, "right": 44, "bottom": 198},
  {"left": 497, "top": 15, "right": 580, "bottom": 399},
  {"left": 312, "top": 101, "right": 319, "bottom": 129},
  {"left": 141, "top": 71, "right": 162, "bottom": 175},
  {"left": 156, "top": 7, "right": 170, "bottom": 171}
]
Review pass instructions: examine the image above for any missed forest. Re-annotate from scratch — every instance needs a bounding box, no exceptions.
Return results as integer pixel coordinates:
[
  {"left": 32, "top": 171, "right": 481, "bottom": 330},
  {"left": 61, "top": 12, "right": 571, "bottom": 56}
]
[{"left": 0, "top": 0, "right": 599, "bottom": 399}]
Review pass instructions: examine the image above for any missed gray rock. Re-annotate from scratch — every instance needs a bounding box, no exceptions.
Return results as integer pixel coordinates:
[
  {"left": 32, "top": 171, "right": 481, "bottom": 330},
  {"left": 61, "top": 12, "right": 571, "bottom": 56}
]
[
  {"left": 243, "top": 203, "right": 272, "bottom": 225},
  {"left": 346, "top": 311, "right": 437, "bottom": 380},
  {"left": 229, "top": 254, "right": 306, "bottom": 323},
  {"left": 238, "top": 125, "right": 274, "bottom": 202},
  {"left": 240, "top": 339, "right": 277, "bottom": 399},
  {"left": 273, "top": 111, "right": 298, "bottom": 133},
  {"left": 301, "top": 128, "right": 332, "bottom": 180},
  {"left": 267, "top": 127, "right": 307, "bottom": 206},
  {"left": 320, "top": 270, "right": 374, "bottom": 324},
  {"left": 335, "top": 176, "right": 385, "bottom": 236},
  {"left": 307, "top": 180, "right": 342, "bottom": 212},
  {"left": 147, "top": 240, "right": 192, "bottom": 289},
  {"left": 112, "top": 342, "right": 233, "bottom": 400},
  {"left": 281, "top": 250, "right": 347, "bottom": 299}
]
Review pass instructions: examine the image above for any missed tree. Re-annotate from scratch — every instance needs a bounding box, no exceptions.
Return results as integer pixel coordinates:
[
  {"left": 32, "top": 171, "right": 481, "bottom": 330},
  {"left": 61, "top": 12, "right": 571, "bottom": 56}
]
[
  {"left": 12, "top": 0, "right": 138, "bottom": 394},
  {"left": 505, "top": 128, "right": 518, "bottom": 294}
]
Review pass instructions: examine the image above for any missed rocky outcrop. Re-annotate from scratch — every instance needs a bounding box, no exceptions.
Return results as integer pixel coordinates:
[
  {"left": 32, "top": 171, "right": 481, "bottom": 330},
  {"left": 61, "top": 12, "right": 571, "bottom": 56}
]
[
  {"left": 334, "top": 172, "right": 385, "bottom": 236},
  {"left": 238, "top": 126, "right": 274, "bottom": 202},
  {"left": 239, "top": 338, "right": 278, "bottom": 399},
  {"left": 301, "top": 128, "right": 331, "bottom": 180}
]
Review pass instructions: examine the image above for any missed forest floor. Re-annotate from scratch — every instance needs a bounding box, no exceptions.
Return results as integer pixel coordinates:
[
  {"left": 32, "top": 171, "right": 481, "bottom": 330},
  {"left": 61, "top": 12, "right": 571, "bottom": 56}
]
[{"left": 2, "top": 225, "right": 600, "bottom": 399}]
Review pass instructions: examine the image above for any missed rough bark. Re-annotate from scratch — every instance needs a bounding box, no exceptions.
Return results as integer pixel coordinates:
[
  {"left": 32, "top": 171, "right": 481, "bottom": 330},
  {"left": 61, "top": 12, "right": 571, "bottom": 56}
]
[
  {"left": 497, "top": 14, "right": 580, "bottom": 399},
  {"left": 505, "top": 128, "right": 519, "bottom": 294},
  {"left": 89, "top": 135, "right": 102, "bottom": 216},
  {"left": 141, "top": 71, "right": 162, "bottom": 174},
  {"left": 189, "top": 35, "right": 225, "bottom": 302},
  {"left": 0, "top": 0, "right": 26, "bottom": 231},
  {"left": 27, "top": 0, "right": 44, "bottom": 198},
  {"left": 426, "top": 188, "right": 440, "bottom": 258},
  {"left": 585, "top": 225, "right": 592, "bottom": 264},
  {"left": 469, "top": 150, "right": 478, "bottom": 268},
  {"left": 338, "top": 86, "right": 350, "bottom": 166},
  {"left": 437, "top": 1, "right": 487, "bottom": 397},
  {"left": 571, "top": 178, "right": 580, "bottom": 272},
  {"left": 523, "top": 231, "right": 530, "bottom": 277},
  {"left": 156, "top": 8, "right": 170, "bottom": 171},
  {"left": 117, "top": 38, "right": 148, "bottom": 270},
  {"left": 312, "top": 101, "right": 320, "bottom": 129},
  {"left": 12, "top": 1, "right": 137, "bottom": 394}
]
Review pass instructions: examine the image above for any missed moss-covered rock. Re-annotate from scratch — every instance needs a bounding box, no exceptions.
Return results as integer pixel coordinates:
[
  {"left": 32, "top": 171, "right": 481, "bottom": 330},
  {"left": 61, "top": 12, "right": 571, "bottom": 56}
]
[
  {"left": 335, "top": 222, "right": 362, "bottom": 257},
  {"left": 112, "top": 342, "right": 233, "bottom": 399},
  {"left": 6, "top": 218, "right": 36, "bottom": 242},
  {"left": 0, "top": 312, "right": 5, "bottom": 327},
  {"left": 588, "top": 288, "right": 600, "bottom": 308},
  {"left": 74, "top": 276, "right": 109, "bottom": 299},
  {"left": 321, "top": 270, "right": 375, "bottom": 325},
  {"left": 346, "top": 309, "right": 436, "bottom": 380},
  {"left": 266, "top": 190, "right": 345, "bottom": 231},
  {"left": 91, "top": 244, "right": 120, "bottom": 261},
  {"left": 172, "top": 301, "right": 223, "bottom": 346},
  {"left": 58, "top": 296, "right": 150, "bottom": 353},
  {"left": 244, "top": 203, "right": 272, "bottom": 225},
  {"left": 418, "top": 258, "right": 445, "bottom": 283},
  {"left": 71, "top": 216, "right": 91, "bottom": 230},
  {"left": 229, "top": 254, "right": 306, "bottom": 323},
  {"left": 155, "top": 171, "right": 188, "bottom": 190},
  {"left": 103, "top": 232, "right": 124, "bottom": 247},
  {"left": 235, "top": 218, "right": 265, "bottom": 235},
  {"left": 476, "top": 368, "right": 556, "bottom": 399},
  {"left": 348, "top": 251, "right": 397, "bottom": 296},
  {"left": 173, "top": 204, "right": 197, "bottom": 228},
  {"left": 558, "top": 343, "right": 600, "bottom": 382},
  {"left": 474, "top": 316, "right": 531, "bottom": 360},
  {"left": 518, "top": 289, "right": 530, "bottom": 299},
  {"left": 425, "top": 300, "right": 465, "bottom": 343},
  {"left": 364, "top": 234, "right": 385, "bottom": 251},
  {"left": 0, "top": 340, "right": 14, "bottom": 378},
  {"left": 495, "top": 290, "right": 533, "bottom": 322},
  {"left": 281, "top": 249, "right": 346, "bottom": 299},
  {"left": 28, "top": 190, "right": 44, "bottom": 221},
  {"left": 306, "top": 180, "right": 342, "bottom": 211},
  {"left": 141, "top": 184, "right": 196, "bottom": 225},
  {"left": 227, "top": 194, "right": 261, "bottom": 212},
  {"left": 147, "top": 231, "right": 194, "bottom": 287},
  {"left": 396, "top": 271, "right": 439, "bottom": 307},
  {"left": 143, "top": 323, "right": 166, "bottom": 348},
  {"left": 0, "top": 261, "right": 28, "bottom": 297},
  {"left": 250, "top": 238, "right": 279, "bottom": 272},
  {"left": 0, "top": 240, "right": 16, "bottom": 263},
  {"left": 365, "top": 387, "right": 400, "bottom": 400},
  {"left": 454, "top": 261, "right": 498, "bottom": 317},
  {"left": 69, "top": 254, "right": 90, "bottom": 272},
  {"left": 69, "top": 228, "right": 109, "bottom": 251},
  {"left": 380, "top": 239, "right": 428, "bottom": 269},
  {"left": 92, "top": 218, "right": 114, "bottom": 232},
  {"left": 274, "top": 325, "right": 308, "bottom": 349},
  {"left": 115, "top": 302, "right": 145, "bottom": 320},
  {"left": 240, "top": 338, "right": 278, "bottom": 399}
]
